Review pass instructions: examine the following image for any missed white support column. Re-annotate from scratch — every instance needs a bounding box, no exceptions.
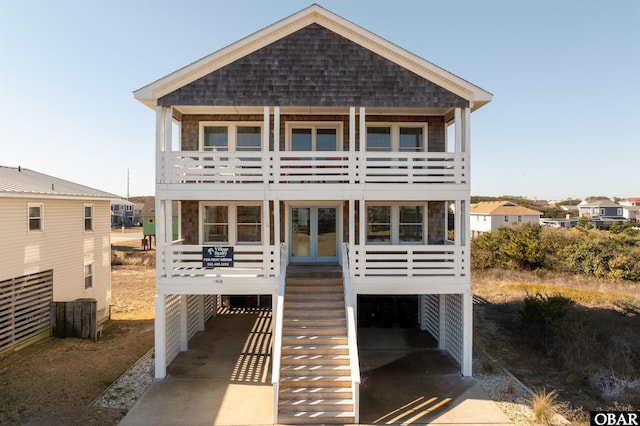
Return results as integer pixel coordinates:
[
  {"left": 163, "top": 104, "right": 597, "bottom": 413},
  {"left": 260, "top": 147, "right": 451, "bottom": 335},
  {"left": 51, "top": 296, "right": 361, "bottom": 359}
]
[
  {"left": 180, "top": 294, "right": 188, "bottom": 351},
  {"left": 155, "top": 106, "right": 166, "bottom": 183},
  {"left": 349, "top": 107, "right": 356, "bottom": 184},
  {"left": 263, "top": 107, "right": 270, "bottom": 184},
  {"left": 154, "top": 293, "right": 167, "bottom": 378},
  {"left": 359, "top": 107, "right": 366, "bottom": 182},
  {"left": 274, "top": 200, "right": 281, "bottom": 275},
  {"left": 263, "top": 199, "right": 270, "bottom": 277},
  {"left": 358, "top": 199, "right": 366, "bottom": 278},
  {"left": 462, "top": 292, "right": 473, "bottom": 376},
  {"left": 454, "top": 108, "right": 462, "bottom": 154},
  {"left": 155, "top": 198, "right": 165, "bottom": 278},
  {"left": 348, "top": 199, "right": 354, "bottom": 275},
  {"left": 455, "top": 199, "right": 462, "bottom": 274},
  {"left": 164, "top": 107, "right": 173, "bottom": 183},
  {"left": 463, "top": 107, "right": 471, "bottom": 153},
  {"left": 273, "top": 107, "right": 280, "bottom": 184},
  {"left": 438, "top": 294, "right": 446, "bottom": 350},
  {"left": 165, "top": 199, "right": 173, "bottom": 277}
]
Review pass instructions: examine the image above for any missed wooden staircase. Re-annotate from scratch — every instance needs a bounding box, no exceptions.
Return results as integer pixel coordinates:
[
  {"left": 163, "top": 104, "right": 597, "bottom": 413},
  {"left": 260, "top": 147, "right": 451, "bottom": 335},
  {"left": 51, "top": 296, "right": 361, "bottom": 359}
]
[{"left": 278, "top": 265, "right": 355, "bottom": 425}]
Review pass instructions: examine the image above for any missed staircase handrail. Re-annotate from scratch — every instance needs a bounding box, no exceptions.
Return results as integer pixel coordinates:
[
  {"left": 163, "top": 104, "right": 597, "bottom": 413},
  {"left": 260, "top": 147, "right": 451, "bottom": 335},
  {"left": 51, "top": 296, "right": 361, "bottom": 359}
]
[
  {"left": 271, "top": 243, "right": 287, "bottom": 422},
  {"left": 341, "top": 242, "right": 361, "bottom": 423}
]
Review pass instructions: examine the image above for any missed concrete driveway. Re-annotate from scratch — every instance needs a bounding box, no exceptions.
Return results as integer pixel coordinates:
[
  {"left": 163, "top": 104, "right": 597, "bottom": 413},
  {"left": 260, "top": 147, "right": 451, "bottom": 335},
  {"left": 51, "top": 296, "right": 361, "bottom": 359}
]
[{"left": 119, "top": 309, "right": 512, "bottom": 425}]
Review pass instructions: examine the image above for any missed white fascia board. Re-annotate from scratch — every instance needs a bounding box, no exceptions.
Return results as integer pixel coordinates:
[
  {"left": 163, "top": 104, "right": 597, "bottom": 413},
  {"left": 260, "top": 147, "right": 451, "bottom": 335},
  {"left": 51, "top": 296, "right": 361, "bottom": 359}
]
[{"left": 134, "top": 4, "right": 492, "bottom": 110}]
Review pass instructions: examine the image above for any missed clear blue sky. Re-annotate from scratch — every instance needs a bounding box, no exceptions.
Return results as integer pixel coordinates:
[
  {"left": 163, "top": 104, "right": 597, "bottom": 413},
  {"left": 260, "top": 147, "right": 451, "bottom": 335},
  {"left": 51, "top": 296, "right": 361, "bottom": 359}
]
[{"left": 1, "top": 0, "right": 638, "bottom": 201}]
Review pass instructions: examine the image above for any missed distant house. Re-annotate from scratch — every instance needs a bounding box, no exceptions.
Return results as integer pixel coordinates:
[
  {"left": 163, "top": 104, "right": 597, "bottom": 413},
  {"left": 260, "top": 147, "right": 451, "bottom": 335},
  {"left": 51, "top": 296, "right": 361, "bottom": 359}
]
[
  {"left": 578, "top": 199, "right": 627, "bottom": 228},
  {"left": 620, "top": 198, "right": 640, "bottom": 207},
  {"left": 111, "top": 199, "right": 135, "bottom": 227},
  {"left": 621, "top": 205, "right": 640, "bottom": 223},
  {"left": 0, "top": 166, "right": 115, "bottom": 353},
  {"left": 540, "top": 216, "right": 578, "bottom": 229},
  {"left": 140, "top": 196, "right": 179, "bottom": 242},
  {"left": 470, "top": 201, "right": 542, "bottom": 238}
]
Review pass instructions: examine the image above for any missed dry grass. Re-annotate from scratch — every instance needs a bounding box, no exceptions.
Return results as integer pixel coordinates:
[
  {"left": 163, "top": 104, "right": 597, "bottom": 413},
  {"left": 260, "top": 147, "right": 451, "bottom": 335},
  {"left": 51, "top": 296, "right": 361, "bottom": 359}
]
[
  {"left": 111, "top": 238, "right": 156, "bottom": 267},
  {"left": 532, "top": 388, "right": 560, "bottom": 424},
  {"left": 473, "top": 268, "right": 640, "bottom": 423}
]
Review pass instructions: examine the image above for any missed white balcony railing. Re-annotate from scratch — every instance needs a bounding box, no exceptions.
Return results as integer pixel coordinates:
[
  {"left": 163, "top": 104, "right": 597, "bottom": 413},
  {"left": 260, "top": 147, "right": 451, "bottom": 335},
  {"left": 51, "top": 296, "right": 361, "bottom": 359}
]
[
  {"left": 162, "top": 151, "right": 466, "bottom": 185},
  {"left": 164, "top": 243, "right": 277, "bottom": 278},
  {"left": 352, "top": 245, "right": 463, "bottom": 278},
  {"left": 158, "top": 243, "right": 463, "bottom": 281}
]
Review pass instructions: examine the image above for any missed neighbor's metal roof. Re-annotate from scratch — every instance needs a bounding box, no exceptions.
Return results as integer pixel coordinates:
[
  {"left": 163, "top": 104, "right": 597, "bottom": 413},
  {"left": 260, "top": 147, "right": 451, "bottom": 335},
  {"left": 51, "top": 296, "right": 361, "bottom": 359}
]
[{"left": 0, "top": 166, "right": 117, "bottom": 199}]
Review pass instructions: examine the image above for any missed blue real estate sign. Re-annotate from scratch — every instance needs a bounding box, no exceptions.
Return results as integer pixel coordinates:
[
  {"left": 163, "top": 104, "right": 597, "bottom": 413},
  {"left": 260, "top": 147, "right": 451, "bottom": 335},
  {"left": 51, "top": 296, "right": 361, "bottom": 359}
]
[{"left": 202, "top": 246, "right": 234, "bottom": 268}]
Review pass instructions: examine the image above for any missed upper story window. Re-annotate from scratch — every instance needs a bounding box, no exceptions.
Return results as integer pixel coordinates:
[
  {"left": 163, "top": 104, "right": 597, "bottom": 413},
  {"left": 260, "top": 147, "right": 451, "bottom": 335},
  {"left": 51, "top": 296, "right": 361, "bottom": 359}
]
[
  {"left": 28, "top": 203, "right": 43, "bottom": 232},
  {"left": 366, "top": 124, "right": 427, "bottom": 152},
  {"left": 617, "top": 208, "right": 623, "bottom": 216},
  {"left": 200, "top": 122, "right": 262, "bottom": 152},
  {"left": 366, "top": 203, "right": 426, "bottom": 244},
  {"left": 286, "top": 123, "right": 342, "bottom": 151},
  {"left": 84, "top": 205, "right": 93, "bottom": 231},
  {"left": 600, "top": 208, "right": 606, "bottom": 216},
  {"left": 202, "top": 203, "right": 262, "bottom": 245}
]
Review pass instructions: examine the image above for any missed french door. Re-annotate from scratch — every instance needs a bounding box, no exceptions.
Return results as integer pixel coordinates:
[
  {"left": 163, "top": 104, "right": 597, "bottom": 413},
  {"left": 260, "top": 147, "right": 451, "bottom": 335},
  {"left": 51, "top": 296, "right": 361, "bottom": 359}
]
[{"left": 290, "top": 206, "right": 338, "bottom": 263}]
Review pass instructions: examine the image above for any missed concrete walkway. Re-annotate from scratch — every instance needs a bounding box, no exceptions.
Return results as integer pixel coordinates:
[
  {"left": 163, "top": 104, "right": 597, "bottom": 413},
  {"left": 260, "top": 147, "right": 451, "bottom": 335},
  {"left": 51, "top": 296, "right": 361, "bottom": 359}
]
[{"left": 119, "top": 309, "right": 513, "bottom": 425}]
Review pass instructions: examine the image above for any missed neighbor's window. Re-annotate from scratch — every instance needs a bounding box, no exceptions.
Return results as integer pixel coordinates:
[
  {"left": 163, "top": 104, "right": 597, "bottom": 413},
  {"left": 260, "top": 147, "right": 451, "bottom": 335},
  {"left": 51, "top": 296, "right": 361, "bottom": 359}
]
[
  {"left": 84, "top": 263, "right": 93, "bottom": 289},
  {"left": 28, "top": 203, "right": 43, "bottom": 231},
  {"left": 617, "top": 208, "right": 623, "bottom": 216},
  {"left": 504, "top": 216, "right": 509, "bottom": 222},
  {"left": 203, "top": 205, "right": 229, "bottom": 243},
  {"left": 84, "top": 205, "right": 93, "bottom": 231},
  {"left": 517, "top": 215, "right": 522, "bottom": 222},
  {"left": 600, "top": 208, "right": 606, "bottom": 215},
  {"left": 236, "top": 205, "right": 262, "bottom": 243}
]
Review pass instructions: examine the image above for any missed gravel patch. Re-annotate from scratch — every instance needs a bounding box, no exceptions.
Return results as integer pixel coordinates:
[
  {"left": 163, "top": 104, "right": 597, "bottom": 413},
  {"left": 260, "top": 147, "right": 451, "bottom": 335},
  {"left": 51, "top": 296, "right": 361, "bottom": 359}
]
[{"left": 92, "top": 350, "right": 155, "bottom": 410}]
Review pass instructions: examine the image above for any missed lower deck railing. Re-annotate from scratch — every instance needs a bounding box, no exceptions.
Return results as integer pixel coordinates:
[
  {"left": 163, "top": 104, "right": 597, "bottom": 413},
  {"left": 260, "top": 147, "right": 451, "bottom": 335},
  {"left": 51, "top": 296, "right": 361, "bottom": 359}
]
[
  {"left": 159, "top": 243, "right": 464, "bottom": 279},
  {"left": 341, "top": 243, "right": 361, "bottom": 423}
]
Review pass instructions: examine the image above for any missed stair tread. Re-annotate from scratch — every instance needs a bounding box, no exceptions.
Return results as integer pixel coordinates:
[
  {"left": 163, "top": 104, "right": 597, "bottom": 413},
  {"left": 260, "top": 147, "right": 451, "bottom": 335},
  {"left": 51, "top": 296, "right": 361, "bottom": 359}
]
[{"left": 280, "top": 398, "right": 354, "bottom": 405}]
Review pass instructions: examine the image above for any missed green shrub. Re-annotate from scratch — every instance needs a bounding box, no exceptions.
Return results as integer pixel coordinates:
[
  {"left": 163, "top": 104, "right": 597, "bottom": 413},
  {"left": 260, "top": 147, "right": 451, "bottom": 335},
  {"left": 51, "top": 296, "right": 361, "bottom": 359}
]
[{"left": 520, "top": 292, "right": 573, "bottom": 352}]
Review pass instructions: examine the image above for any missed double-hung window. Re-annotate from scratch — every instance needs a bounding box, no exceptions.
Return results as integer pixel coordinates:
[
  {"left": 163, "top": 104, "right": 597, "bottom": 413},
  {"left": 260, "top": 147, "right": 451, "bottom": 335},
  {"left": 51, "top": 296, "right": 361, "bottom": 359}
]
[
  {"left": 28, "top": 203, "right": 43, "bottom": 232},
  {"left": 84, "top": 263, "right": 93, "bottom": 289},
  {"left": 84, "top": 205, "right": 93, "bottom": 231},
  {"left": 287, "top": 123, "right": 342, "bottom": 152},
  {"left": 202, "top": 203, "right": 262, "bottom": 245},
  {"left": 201, "top": 122, "right": 262, "bottom": 153},
  {"left": 366, "top": 204, "right": 426, "bottom": 244},
  {"left": 366, "top": 124, "right": 427, "bottom": 152}
]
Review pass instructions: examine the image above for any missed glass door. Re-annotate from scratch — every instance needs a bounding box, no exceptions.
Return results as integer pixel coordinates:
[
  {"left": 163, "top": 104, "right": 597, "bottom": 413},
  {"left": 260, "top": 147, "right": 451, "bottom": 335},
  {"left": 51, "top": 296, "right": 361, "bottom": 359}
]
[{"left": 290, "top": 206, "right": 338, "bottom": 263}]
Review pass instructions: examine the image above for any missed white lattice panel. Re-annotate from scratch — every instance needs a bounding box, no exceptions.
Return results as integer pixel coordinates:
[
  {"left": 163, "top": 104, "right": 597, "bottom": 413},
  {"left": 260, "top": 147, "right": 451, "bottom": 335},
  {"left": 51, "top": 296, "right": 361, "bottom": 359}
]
[
  {"left": 187, "top": 295, "right": 200, "bottom": 340},
  {"left": 421, "top": 294, "right": 439, "bottom": 339},
  {"left": 444, "top": 294, "right": 463, "bottom": 366},
  {"left": 165, "top": 294, "right": 181, "bottom": 365},
  {"left": 204, "top": 295, "right": 217, "bottom": 320}
]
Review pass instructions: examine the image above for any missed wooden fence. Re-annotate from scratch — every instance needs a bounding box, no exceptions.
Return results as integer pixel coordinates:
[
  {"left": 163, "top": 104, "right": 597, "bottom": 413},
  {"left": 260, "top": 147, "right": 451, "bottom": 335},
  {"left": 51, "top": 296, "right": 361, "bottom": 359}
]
[{"left": 0, "top": 270, "right": 53, "bottom": 354}]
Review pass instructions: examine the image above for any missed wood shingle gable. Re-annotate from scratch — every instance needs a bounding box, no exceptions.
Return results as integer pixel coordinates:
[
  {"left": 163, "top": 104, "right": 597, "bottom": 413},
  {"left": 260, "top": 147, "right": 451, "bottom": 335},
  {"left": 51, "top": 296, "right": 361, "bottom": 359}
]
[{"left": 158, "top": 23, "right": 468, "bottom": 109}]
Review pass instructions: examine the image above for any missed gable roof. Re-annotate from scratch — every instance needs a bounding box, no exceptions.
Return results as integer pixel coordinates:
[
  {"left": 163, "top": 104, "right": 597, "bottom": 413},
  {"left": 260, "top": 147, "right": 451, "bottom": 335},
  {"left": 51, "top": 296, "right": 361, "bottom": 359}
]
[
  {"left": 134, "top": 4, "right": 492, "bottom": 112},
  {"left": 579, "top": 199, "right": 620, "bottom": 208},
  {"left": 0, "top": 166, "right": 117, "bottom": 200},
  {"left": 470, "top": 201, "right": 542, "bottom": 216}
]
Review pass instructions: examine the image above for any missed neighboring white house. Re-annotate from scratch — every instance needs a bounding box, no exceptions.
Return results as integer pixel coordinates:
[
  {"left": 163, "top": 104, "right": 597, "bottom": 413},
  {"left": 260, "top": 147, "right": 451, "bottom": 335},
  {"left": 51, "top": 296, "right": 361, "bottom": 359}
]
[
  {"left": 134, "top": 5, "right": 491, "bottom": 424},
  {"left": 0, "top": 166, "right": 115, "bottom": 353},
  {"left": 620, "top": 197, "right": 640, "bottom": 207},
  {"left": 470, "top": 201, "right": 542, "bottom": 238}
]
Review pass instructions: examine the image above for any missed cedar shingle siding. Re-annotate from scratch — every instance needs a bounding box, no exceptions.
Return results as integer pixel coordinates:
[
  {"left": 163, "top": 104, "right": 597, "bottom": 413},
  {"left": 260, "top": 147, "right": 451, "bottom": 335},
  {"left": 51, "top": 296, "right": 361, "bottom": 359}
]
[{"left": 159, "top": 24, "right": 468, "bottom": 108}]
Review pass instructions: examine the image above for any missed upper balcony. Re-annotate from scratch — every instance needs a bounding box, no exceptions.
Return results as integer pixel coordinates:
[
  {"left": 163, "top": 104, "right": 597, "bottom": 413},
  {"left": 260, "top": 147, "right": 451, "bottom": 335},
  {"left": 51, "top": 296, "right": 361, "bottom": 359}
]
[{"left": 158, "top": 150, "right": 466, "bottom": 187}]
